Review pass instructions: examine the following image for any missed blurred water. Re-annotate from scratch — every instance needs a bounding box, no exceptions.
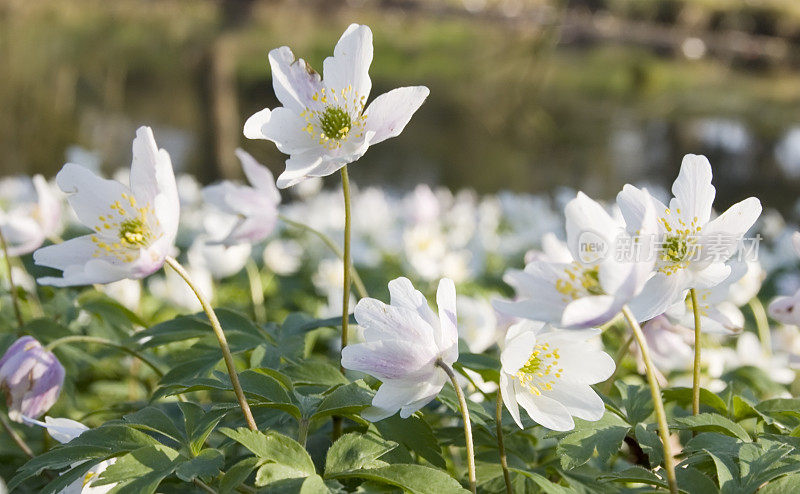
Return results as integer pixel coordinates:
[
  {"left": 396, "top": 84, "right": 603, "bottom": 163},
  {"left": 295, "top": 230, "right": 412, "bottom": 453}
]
[{"left": 2, "top": 1, "right": 800, "bottom": 214}]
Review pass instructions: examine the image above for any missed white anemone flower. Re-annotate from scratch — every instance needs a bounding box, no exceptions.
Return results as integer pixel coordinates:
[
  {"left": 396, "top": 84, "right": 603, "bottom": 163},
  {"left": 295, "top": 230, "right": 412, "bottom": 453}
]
[
  {"left": 499, "top": 321, "right": 614, "bottom": 431},
  {"left": 341, "top": 277, "right": 458, "bottom": 421},
  {"left": 0, "top": 175, "right": 62, "bottom": 256},
  {"left": 457, "top": 295, "right": 501, "bottom": 354},
  {"left": 495, "top": 191, "right": 657, "bottom": 328},
  {"left": 202, "top": 149, "right": 280, "bottom": 246},
  {"left": 22, "top": 416, "right": 116, "bottom": 493},
  {"left": 33, "top": 127, "right": 179, "bottom": 286},
  {"left": 618, "top": 154, "right": 762, "bottom": 321},
  {"left": 244, "top": 24, "right": 430, "bottom": 188}
]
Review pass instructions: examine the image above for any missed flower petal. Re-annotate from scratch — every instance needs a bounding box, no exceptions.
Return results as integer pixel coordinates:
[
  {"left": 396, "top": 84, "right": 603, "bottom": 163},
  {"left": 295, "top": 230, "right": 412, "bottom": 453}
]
[
  {"left": 564, "top": 192, "right": 620, "bottom": 262},
  {"left": 435, "top": 278, "right": 459, "bottom": 363},
  {"left": 628, "top": 272, "right": 687, "bottom": 323},
  {"left": 363, "top": 86, "right": 430, "bottom": 146},
  {"left": 561, "top": 295, "right": 620, "bottom": 329},
  {"left": 617, "top": 184, "right": 668, "bottom": 235},
  {"left": 500, "top": 327, "right": 536, "bottom": 374},
  {"left": 341, "top": 340, "right": 436, "bottom": 381},
  {"left": 353, "top": 297, "right": 438, "bottom": 349},
  {"left": 514, "top": 380, "right": 575, "bottom": 431},
  {"left": 55, "top": 163, "right": 130, "bottom": 229},
  {"left": 275, "top": 150, "right": 324, "bottom": 189},
  {"left": 130, "top": 127, "right": 179, "bottom": 242},
  {"left": 669, "top": 154, "right": 715, "bottom": 225},
  {"left": 546, "top": 382, "right": 606, "bottom": 422},
  {"left": 698, "top": 197, "right": 762, "bottom": 262},
  {"left": 268, "top": 46, "right": 323, "bottom": 114},
  {"left": 244, "top": 108, "right": 271, "bottom": 140},
  {"left": 322, "top": 24, "right": 373, "bottom": 100},
  {"left": 235, "top": 148, "right": 281, "bottom": 204},
  {"left": 387, "top": 277, "right": 438, "bottom": 329},
  {"left": 34, "top": 235, "right": 132, "bottom": 286},
  {"left": 500, "top": 373, "right": 523, "bottom": 428},
  {"left": 261, "top": 107, "right": 317, "bottom": 156}
]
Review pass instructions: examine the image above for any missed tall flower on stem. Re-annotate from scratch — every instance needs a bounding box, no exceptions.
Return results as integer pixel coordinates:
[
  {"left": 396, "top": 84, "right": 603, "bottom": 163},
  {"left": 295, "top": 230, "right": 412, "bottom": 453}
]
[
  {"left": 618, "top": 154, "right": 761, "bottom": 416},
  {"left": 245, "top": 23, "right": 429, "bottom": 438},
  {"left": 342, "top": 277, "right": 476, "bottom": 493},
  {"left": 32, "top": 127, "right": 257, "bottom": 431}
]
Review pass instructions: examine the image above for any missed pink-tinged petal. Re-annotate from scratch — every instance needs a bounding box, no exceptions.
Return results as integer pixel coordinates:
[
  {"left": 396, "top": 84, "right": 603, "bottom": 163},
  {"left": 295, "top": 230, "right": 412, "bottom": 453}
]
[
  {"left": 500, "top": 373, "right": 523, "bottom": 428},
  {"left": 55, "top": 163, "right": 130, "bottom": 229},
  {"left": 387, "top": 277, "right": 438, "bottom": 329},
  {"left": 399, "top": 372, "right": 447, "bottom": 418},
  {"left": 224, "top": 214, "right": 278, "bottom": 246},
  {"left": 514, "top": 380, "right": 575, "bottom": 431},
  {"left": 769, "top": 290, "right": 800, "bottom": 325},
  {"left": 564, "top": 192, "right": 620, "bottom": 263},
  {"left": 363, "top": 86, "right": 429, "bottom": 146},
  {"left": 628, "top": 272, "right": 687, "bottom": 323},
  {"left": 546, "top": 382, "right": 606, "bottom": 422},
  {"left": 616, "top": 184, "right": 668, "bottom": 236},
  {"left": 0, "top": 336, "right": 38, "bottom": 369},
  {"left": 261, "top": 107, "right": 317, "bottom": 155},
  {"left": 235, "top": 148, "right": 281, "bottom": 204},
  {"left": 435, "top": 278, "right": 459, "bottom": 362},
  {"left": 500, "top": 327, "right": 536, "bottom": 374},
  {"left": 561, "top": 295, "right": 620, "bottom": 329},
  {"left": 341, "top": 340, "right": 436, "bottom": 381},
  {"left": 363, "top": 374, "right": 442, "bottom": 422},
  {"left": 669, "top": 154, "right": 715, "bottom": 226},
  {"left": 201, "top": 182, "right": 239, "bottom": 216},
  {"left": 268, "top": 46, "right": 324, "bottom": 114},
  {"left": 322, "top": 24, "right": 373, "bottom": 100},
  {"left": 244, "top": 108, "right": 271, "bottom": 140},
  {"left": 1, "top": 215, "right": 45, "bottom": 256},
  {"left": 130, "top": 128, "right": 179, "bottom": 243},
  {"left": 34, "top": 236, "right": 134, "bottom": 286},
  {"left": 354, "top": 298, "right": 437, "bottom": 348},
  {"left": 275, "top": 151, "right": 323, "bottom": 189}
]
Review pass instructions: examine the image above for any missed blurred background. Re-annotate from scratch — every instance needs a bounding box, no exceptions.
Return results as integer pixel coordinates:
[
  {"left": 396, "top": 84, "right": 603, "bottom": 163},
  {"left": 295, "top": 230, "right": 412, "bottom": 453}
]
[{"left": 2, "top": 0, "right": 800, "bottom": 213}]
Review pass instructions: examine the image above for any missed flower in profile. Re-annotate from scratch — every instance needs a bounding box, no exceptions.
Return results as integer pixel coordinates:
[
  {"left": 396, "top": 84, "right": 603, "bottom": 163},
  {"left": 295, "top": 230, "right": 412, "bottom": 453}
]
[
  {"left": 0, "top": 174, "right": 62, "bottom": 256},
  {"left": 499, "top": 321, "right": 614, "bottom": 431},
  {"left": 33, "top": 127, "right": 179, "bottom": 286},
  {"left": 0, "top": 336, "right": 65, "bottom": 422},
  {"left": 618, "top": 154, "right": 762, "bottom": 321},
  {"left": 23, "top": 416, "right": 116, "bottom": 493},
  {"left": 202, "top": 148, "right": 281, "bottom": 245},
  {"left": 244, "top": 23, "right": 430, "bottom": 188},
  {"left": 495, "top": 191, "right": 657, "bottom": 328},
  {"left": 341, "top": 277, "right": 458, "bottom": 421}
]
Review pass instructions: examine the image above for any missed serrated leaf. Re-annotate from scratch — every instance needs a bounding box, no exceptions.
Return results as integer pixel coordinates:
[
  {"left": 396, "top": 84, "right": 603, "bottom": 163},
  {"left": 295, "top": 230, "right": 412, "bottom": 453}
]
[
  {"left": 374, "top": 414, "right": 446, "bottom": 469},
  {"left": 256, "top": 463, "right": 312, "bottom": 486},
  {"left": 759, "top": 473, "right": 800, "bottom": 494},
  {"left": 239, "top": 369, "right": 294, "bottom": 404},
  {"left": 175, "top": 449, "right": 224, "bottom": 481},
  {"left": 634, "top": 423, "right": 663, "bottom": 468},
  {"left": 285, "top": 359, "right": 349, "bottom": 387},
  {"left": 122, "top": 406, "right": 185, "bottom": 444},
  {"left": 178, "top": 402, "right": 229, "bottom": 456},
  {"left": 675, "top": 466, "right": 718, "bottom": 494},
  {"left": 662, "top": 387, "right": 728, "bottom": 414},
  {"left": 672, "top": 413, "right": 750, "bottom": 442},
  {"left": 328, "top": 464, "right": 470, "bottom": 494},
  {"left": 598, "top": 466, "right": 667, "bottom": 488},
  {"left": 555, "top": 413, "right": 630, "bottom": 470},
  {"left": 94, "top": 444, "right": 181, "bottom": 494},
  {"left": 325, "top": 433, "right": 397, "bottom": 476},
  {"left": 312, "top": 382, "right": 373, "bottom": 421},
  {"left": 615, "top": 382, "right": 653, "bottom": 424},
  {"left": 220, "top": 427, "right": 315, "bottom": 476},
  {"left": 507, "top": 468, "right": 572, "bottom": 493},
  {"left": 220, "top": 457, "right": 259, "bottom": 494}
]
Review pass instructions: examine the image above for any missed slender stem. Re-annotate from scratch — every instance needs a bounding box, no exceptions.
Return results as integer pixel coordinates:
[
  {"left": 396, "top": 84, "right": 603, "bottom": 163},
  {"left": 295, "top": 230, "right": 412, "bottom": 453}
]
[
  {"left": 194, "top": 479, "right": 217, "bottom": 494},
  {"left": 1, "top": 414, "right": 34, "bottom": 457},
  {"left": 45, "top": 335, "right": 164, "bottom": 378},
  {"left": 245, "top": 259, "right": 266, "bottom": 324},
  {"left": 437, "top": 359, "right": 477, "bottom": 494},
  {"left": 278, "top": 214, "right": 368, "bottom": 299},
  {"left": 164, "top": 256, "right": 258, "bottom": 431},
  {"left": 690, "top": 288, "right": 702, "bottom": 416},
  {"left": 0, "top": 228, "right": 23, "bottom": 330},
  {"left": 297, "top": 418, "right": 309, "bottom": 448},
  {"left": 748, "top": 297, "right": 772, "bottom": 357},
  {"left": 601, "top": 333, "right": 635, "bottom": 394},
  {"left": 454, "top": 364, "right": 493, "bottom": 402},
  {"left": 495, "top": 390, "right": 513, "bottom": 494},
  {"left": 621, "top": 306, "right": 678, "bottom": 494}
]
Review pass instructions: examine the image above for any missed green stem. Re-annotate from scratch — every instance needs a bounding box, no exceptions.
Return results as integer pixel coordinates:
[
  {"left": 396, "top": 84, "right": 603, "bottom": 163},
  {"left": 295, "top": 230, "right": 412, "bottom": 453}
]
[
  {"left": 621, "top": 305, "right": 678, "bottom": 494},
  {"left": 601, "top": 333, "right": 635, "bottom": 394},
  {"left": 297, "top": 418, "right": 309, "bottom": 448},
  {"left": 690, "top": 288, "right": 702, "bottom": 416},
  {"left": 454, "top": 364, "right": 493, "bottom": 402},
  {"left": 277, "top": 214, "right": 368, "bottom": 299},
  {"left": 437, "top": 359, "right": 477, "bottom": 494},
  {"left": 245, "top": 259, "right": 266, "bottom": 324},
  {"left": 165, "top": 256, "right": 258, "bottom": 431},
  {"left": 45, "top": 335, "right": 164, "bottom": 378},
  {"left": 495, "top": 390, "right": 512, "bottom": 494},
  {"left": 333, "top": 167, "right": 354, "bottom": 442},
  {"left": 1, "top": 413, "right": 34, "bottom": 458},
  {"left": 0, "top": 228, "right": 23, "bottom": 330},
  {"left": 748, "top": 297, "right": 772, "bottom": 357},
  {"left": 193, "top": 479, "right": 217, "bottom": 494}
]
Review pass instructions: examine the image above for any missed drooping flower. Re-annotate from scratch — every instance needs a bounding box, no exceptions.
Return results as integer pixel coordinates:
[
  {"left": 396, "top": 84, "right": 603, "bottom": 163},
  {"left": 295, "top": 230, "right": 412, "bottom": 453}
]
[
  {"left": 499, "top": 321, "right": 614, "bottom": 431},
  {"left": 202, "top": 148, "right": 280, "bottom": 245},
  {"left": 0, "top": 174, "right": 62, "bottom": 256},
  {"left": 0, "top": 336, "right": 65, "bottom": 422},
  {"left": 495, "top": 191, "right": 657, "bottom": 328},
  {"left": 23, "top": 416, "right": 116, "bottom": 493},
  {"left": 634, "top": 315, "right": 694, "bottom": 378},
  {"left": 33, "top": 127, "right": 179, "bottom": 286},
  {"left": 244, "top": 24, "right": 430, "bottom": 188},
  {"left": 769, "top": 289, "right": 800, "bottom": 325},
  {"left": 341, "top": 277, "right": 458, "bottom": 421},
  {"left": 618, "top": 154, "right": 762, "bottom": 321}
]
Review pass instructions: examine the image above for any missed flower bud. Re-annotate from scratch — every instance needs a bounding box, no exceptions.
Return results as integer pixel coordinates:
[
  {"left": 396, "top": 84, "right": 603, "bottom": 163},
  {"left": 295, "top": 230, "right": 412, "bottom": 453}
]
[{"left": 0, "top": 336, "right": 65, "bottom": 422}]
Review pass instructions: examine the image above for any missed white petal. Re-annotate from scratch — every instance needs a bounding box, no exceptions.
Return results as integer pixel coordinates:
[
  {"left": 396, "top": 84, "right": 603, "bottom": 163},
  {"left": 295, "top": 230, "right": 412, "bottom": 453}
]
[
  {"left": 616, "top": 184, "right": 668, "bottom": 235},
  {"left": 32, "top": 174, "right": 62, "bottom": 233},
  {"left": 387, "top": 277, "right": 438, "bottom": 329},
  {"left": 546, "top": 382, "right": 606, "bottom": 422},
  {"left": 561, "top": 295, "right": 620, "bottom": 329},
  {"left": 130, "top": 127, "right": 179, "bottom": 241},
  {"left": 275, "top": 150, "right": 323, "bottom": 189},
  {"left": 692, "top": 263, "right": 732, "bottom": 289},
  {"left": 515, "top": 380, "right": 575, "bottom": 431},
  {"left": 55, "top": 163, "right": 130, "bottom": 229},
  {"left": 669, "top": 154, "right": 715, "bottom": 226},
  {"left": 793, "top": 231, "right": 800, "bottom": 258},
  {"left": 500, "top": 373, "right": 523, "bottom": 428},
  {"left": 564, "top": 192, "right": 619, "bottom": 263},
  {"left": 769, "top": 291, "right": 800, "bottom": 325},
  {"left": 322, "top": 24, "right": 373, "bottom": 100},
  {"left": 235, "top": 149, "right": 281, "bottom": 205},
  {"left": 500, "top": 329, "right": 536, "bottom": 374},
  {"left": 244, "top": 108, "right": 271, "bottom": 140},
  {"left": 628, "top": 272, "right": 687, "bottom": 322},
  {"left": 435, "top": 278, "right": 459, "bottom": 362},
  {"left": 698, "top": 197, "right": 762, "bottom": 263},
  {"left": 268, "top": 46, "right": 324, "bottom": 114},
  {"left": 35, "top": 237, "right": 132, "bottom": 286},
  {"left": 341, "top": 340, "right": 436, "bottom": 381},
  {"left": 354, "top": 297, "right": 437, "bottom": 348},
  {"left": 261, "top": 107, "right": 316, "bottom": 155},
  {"left": 363, "top": 86, "right": 429, "bottom": 146},
  {"left": 542, "top": 340, "right": 615, "bottom": 384}
]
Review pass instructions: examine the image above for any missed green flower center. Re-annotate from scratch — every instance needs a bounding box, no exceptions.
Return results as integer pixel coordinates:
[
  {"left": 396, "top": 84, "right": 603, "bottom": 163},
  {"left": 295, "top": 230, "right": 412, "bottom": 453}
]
[
  {"left": 515, "top": 342, "right": 563, "bottom": 396},
  {"left": 119, "top": 217, "right": 149, "bottom": 246},
  {"left": 319, "top": 106, "right": 352, "bottom": 140},
  {"left": 661, "top": 234, "right": 689, "bottom": 264},
  {"left": 555, "top": 264, "right": 604, "bottom": 300}
]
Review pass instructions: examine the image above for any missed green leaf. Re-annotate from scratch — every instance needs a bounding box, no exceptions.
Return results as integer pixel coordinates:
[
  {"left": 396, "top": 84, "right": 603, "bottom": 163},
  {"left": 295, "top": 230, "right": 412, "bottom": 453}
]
[
  {"left": 374, "top": 414, "right": 446, "bottom": 469},
  {"left": 239, "top": 369, "right": 295, "bottom": 404},
  {"left": 759, "top": 473, "right": 800, "bottom": 494},
  {"left": 256, "top": 463, "right": 313, "bottom": 486},
  {"left": 95, "top": 444, "right": 182, "bottom": 494},
  {"left": 634, "top": 423, "right": 663, "bottom": 468},
  {"left": 175, "top": 449, "right": 224, "bottom": 482},
  {"left": 672, "top": 413, "right": 750, "bottom": 442},
  {"left": 285, "top": 359, "right": 349, "bottom": 387},
  {"left": 311, "top": 382, "right": 373, "bottom": 421},
  {"left": 552, "top": 413, "right": 630, "bottom": 470},
  {"left": 220, "top": 427, "right": 315, "bottom": 476},
  {"left": 122, "top": 406, "right": 185, "bottom": 444},
  {"left": 298, "top": 475, "right": 331, "bottom": 494},
  {"left": 662, "top": 387, "right": 728, "bottom": 414},
  {"left": 598, "top": 466, "right": 668, "bottom": 489},
  {"left": 615, "top": 382, "right": 653, "bottom": 424},
  {"left": 507, "top": 468, "right": 572, "bottom": 494},
  {"left": 325, "top": 433, "right": 397, "bottom": 476},
  {"left": 328, "top": 464, "right": 470, "bottom": 494},
  {"left": 675, "top": 466, "right": 718, "bottom": 494},
  {"left": 704, "top": 449, "right": 739, "bottom": 493},
  {"left": 178, "top": 402, "right": 229, "bottom": 456},
  {"left": 437, "top": 385, "right": 494, "bottom": 427},
  {"left": 220, "top": 457, "right": 259, "bottom": 494}
]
